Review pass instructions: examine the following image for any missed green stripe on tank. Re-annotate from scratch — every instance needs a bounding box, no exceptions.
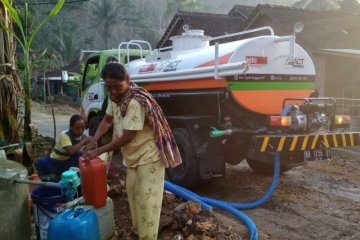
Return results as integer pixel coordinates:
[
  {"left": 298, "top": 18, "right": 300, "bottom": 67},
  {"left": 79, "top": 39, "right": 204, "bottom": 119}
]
[
  {"left": 136, "top": 83, "right": 149, "bottom": 87},
  {"left": 228, "top": 82, "right": 315, "bottom": 91}
]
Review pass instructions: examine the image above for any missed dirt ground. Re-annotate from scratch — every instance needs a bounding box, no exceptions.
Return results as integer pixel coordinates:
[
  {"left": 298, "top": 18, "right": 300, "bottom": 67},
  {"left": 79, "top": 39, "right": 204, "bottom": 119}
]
[
  {"left": 106, "top": 154, "right": 360, "bottom": 240},
  {"left": 108, "top": 167, "right": 241, "bottom": 240},
  {"left": 31, "top": 101, "right": 80, "bottom": 137},
  {"left": 196, "top": 157, "right": 360, "bottom": 240},
  {"left": 32, "top": 136, "right": 240, "bottom": 239},
  {"left": 32, "top": 104, "right": 360, "bottom": 240}
]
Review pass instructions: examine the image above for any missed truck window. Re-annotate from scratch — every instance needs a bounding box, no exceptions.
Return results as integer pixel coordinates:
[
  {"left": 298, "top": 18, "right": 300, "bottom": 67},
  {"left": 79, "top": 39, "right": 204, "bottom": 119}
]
[{"left": 83, "top": 56, "right": 100, "bottom": 90}]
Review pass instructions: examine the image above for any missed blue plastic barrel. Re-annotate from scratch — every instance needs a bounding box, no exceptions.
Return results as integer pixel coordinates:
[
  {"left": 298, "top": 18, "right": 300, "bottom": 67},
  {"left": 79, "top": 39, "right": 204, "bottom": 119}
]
[
  {"left": 48, "top": 207, "right": 100, "bottom": 240},
  {"left": 31, "top": 186, "right": 70, "bottom": 240}
]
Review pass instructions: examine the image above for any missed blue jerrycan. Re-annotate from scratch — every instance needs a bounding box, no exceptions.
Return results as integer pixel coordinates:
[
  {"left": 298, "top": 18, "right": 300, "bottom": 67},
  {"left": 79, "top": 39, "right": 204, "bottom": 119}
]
[{"left": 47, "top": 207, "right": 99, "bottom": 240}]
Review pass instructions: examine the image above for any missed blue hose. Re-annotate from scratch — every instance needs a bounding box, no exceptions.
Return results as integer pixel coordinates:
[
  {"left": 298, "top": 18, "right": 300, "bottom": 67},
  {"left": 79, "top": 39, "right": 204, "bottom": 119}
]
[
  {"left": 164, "top": 181, "right": 212, "bottom": 210},
  {"left": 164, "top": 153, "right": 281, "bottom": 240},
  {"left": 165, "top": 106, "right": 286, "bottom": 239},
  {"left": 282, "top": 104, "right": 293, "bottom": 116},
  {"left": 165, "top": 181, "right": 259, "bottom": 239},
  {"left": 203, "top": 198, "right": 258, "bottom": 240},
  {"left": 221, "top": 153, "right": 280, "bottom": 210}
]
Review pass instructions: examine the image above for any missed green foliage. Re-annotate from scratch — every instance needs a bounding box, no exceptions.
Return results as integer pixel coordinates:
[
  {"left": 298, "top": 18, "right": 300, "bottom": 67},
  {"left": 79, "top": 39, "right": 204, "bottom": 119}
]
[
  {"left": 165, "top": 0, "right": 202, "bottom": 20},
  {"left": 0, "top": 0, "right": 65, "bottom": 141},
  {"left": 292, "top": 0, "right": 360, "bottom": 10},
  {"left": 67, "top": 72, "right": 81, "bottom": 89},
  {"left": 67, "top": 63, "right": 96, "bottom": 91},
  {"left": 86, "top": 64, "right": 98, "bottom": 79},
  {"left": 91, "top": 0, "right": 143, "bottom": 48},
  {"left": 32, "top": 50, "right": 59, "bottom": 74},
  {"left": 341, "top": 0, "right": 360, "bottom": 10},
  {"left": 51, "top": 24, "right": 77, "bottom": 65}
]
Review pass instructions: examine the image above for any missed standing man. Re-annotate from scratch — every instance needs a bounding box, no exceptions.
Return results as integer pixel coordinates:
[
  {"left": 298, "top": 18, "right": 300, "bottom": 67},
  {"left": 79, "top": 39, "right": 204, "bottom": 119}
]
[{"left": 83, "top": 63, "right": 182, "bottom": 239}]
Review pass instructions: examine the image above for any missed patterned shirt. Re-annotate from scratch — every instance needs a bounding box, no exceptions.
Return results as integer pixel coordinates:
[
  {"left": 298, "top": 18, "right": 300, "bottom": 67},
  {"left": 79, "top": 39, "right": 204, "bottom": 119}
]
[{"left": 106, "top": 98, "right": 161, "bottom": 167}]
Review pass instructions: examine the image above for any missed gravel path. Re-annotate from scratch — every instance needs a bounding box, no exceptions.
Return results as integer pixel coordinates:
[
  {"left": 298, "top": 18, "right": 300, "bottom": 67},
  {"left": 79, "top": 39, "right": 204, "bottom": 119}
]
[
  {"left": 32, "top": 112, "right": 71, "bottom": 138},
  {"left": 31, "top": 101, "right": 80, "bottom": 137}
]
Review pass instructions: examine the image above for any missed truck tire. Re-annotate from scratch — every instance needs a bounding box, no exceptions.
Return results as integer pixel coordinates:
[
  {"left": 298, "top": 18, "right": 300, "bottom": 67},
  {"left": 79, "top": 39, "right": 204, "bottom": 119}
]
[
  {"left": 88, "top": 115, "right": 113, "bottom": 147},
  {"left": 246, "top": 158, "right": 290, "bottom": 175},
  {"left": 166, "top": 128, "right": 200, "bottom": 189},
  {"left": 88, "top": 115, "right": 101, "bottom": 137},
  {"left": 225, "top": 143, "right": 246, "bottom": 165}
]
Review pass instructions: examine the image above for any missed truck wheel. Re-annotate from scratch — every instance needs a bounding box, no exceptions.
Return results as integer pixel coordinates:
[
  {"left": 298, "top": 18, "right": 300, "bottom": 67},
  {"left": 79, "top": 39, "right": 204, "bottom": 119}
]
[
  {"left": 99, "top": 127, "right": 113, "bottom": 146},
  {"left": 88, "top": 116, "right": 101, "bottom": 137},
  {"left": 88, "top": 115, "right": 113, "bottom": 147},
  {"left": 225, "top": 144, "right": 246, "bottom": 165},
  {"left": 246, "top": 158, "right": 290, "bottom": 175},
  {"left": 166, "top": 128, "right": 200, "bottom": 189}
]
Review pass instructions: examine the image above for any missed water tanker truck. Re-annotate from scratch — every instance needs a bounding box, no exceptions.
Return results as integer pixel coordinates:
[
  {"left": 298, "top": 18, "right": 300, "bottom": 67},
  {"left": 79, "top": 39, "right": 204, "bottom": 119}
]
[{"left": 80, "top": 25, "right": 360, "bottom": 188}]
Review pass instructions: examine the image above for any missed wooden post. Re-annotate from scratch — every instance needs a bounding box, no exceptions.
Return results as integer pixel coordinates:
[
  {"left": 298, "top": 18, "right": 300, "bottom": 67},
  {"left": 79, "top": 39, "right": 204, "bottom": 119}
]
[
  {"left": 60, "top": 81, "right": 63, "bottom": 95},
  {"left": 43, "top": 74, "right": 46, "bottom": 104}
]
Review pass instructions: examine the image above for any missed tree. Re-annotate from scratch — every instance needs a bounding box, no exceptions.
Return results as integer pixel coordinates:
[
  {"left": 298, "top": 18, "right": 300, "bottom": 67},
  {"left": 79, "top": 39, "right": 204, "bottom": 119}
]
[
  {"left": 0, "top": 0, "right": 64, "bottom": 146},
  {"left": 165, "top": 0, "right": 202, "bottom": 21},
  {"left": 51, "top": 24, "right": 77, "bottom": 66},
  {"left": 91, "top": 0, "right": 132, "bottom": 49},
  {"left": 0, "top": 2, "right": 22, "bottom": 146},
  {"left": 341, "top": 0, "right": 360, "bottom": 11},
  {"left": 292, "top": 0, "right": 360, "bottom": 11},
  {"left": 167, "top": 0, "right": 201, "bottom": 12},
  {"left": 29, "top": 49, "right": 60, "bottom": 101},
  {"left": 292, "top": 0, "right": 341, "bottom": 11}
]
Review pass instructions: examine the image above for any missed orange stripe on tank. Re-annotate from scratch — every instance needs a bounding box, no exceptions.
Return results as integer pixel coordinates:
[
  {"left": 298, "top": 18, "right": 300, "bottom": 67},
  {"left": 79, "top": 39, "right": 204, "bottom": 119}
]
[
  {"left": 144, "top": 78, "right": 227, "bottom": 91},
  {"left": 231, "top": 90, "right": 312, "bottom": 115}
]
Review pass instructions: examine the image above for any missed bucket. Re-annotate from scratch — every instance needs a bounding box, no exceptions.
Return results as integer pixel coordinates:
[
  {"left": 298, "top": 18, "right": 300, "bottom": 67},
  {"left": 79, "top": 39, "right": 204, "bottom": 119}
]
[
  {"left": 28, "top": 174, "right": 42, "bottom": 208},
  {"left": 31, "top": 186, "right": 70, "bottom": 240}
]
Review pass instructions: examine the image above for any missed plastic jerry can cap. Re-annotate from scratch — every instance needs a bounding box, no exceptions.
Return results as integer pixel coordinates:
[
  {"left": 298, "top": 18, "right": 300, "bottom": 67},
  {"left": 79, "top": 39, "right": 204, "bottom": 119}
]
[{"left": 61, "top": 169, "right": 80, "bottom": 187}]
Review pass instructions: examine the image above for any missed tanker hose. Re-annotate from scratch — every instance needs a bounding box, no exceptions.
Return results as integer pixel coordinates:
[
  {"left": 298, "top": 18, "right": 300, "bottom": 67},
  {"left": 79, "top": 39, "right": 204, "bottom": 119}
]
[
  {"left": 166, "top": 104, "right": 286, "bottom": 239},
  {"left": 202, "top": 198, "right": 258, "bottom": 240},
  {"left": 282, "top": 104, "right": 293, "bottom": 116},
  {"left": 164, "top": 181, "right": 212, "bottom": 210},
  {"left": 165, "top": 181, "right": 258, "bottom": 239},
  {"left": 164, "top": 153, "right": 281, "bottom": 240},
  {"left": 216, "top": 153, "right": 280, "bottom": 210}
]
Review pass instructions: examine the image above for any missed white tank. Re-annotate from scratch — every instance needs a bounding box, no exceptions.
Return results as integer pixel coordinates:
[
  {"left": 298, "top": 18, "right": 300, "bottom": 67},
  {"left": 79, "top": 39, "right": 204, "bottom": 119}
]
[
  {"left": 125, "top": 28, "right": 316, "bottom": 115},
  {"left": 127, "top": 35, "right": 315, "bottom": 82}
]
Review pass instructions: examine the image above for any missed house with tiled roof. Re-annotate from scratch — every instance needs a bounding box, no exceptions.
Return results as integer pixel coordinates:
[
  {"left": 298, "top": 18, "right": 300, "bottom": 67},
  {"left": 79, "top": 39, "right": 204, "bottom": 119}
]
[
  {"left": 157, "top": 5, "right": 257, "bottom": 49},
  {"left": 156, "top": 11, "right": 245, "bottom": 49},
  {"left": 242, "top": 4, "right": 360, "bottom": 99},
  {"left": 243, "top": 4, "right": 360, "bottom": 50},
  {"left": 228, "top": 4, "right": 255, "bottom": 20}
]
